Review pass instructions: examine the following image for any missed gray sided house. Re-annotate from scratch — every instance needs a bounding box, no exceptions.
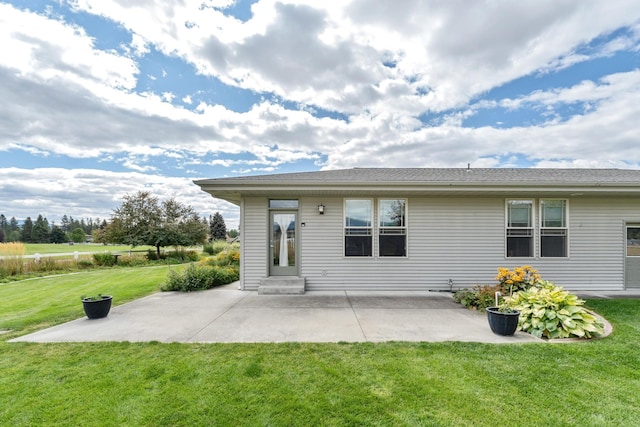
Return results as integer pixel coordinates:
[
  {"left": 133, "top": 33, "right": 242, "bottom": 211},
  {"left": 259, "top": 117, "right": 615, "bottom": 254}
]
[{"left": 195, "top": 168, "right": 640, "bottom": 293}]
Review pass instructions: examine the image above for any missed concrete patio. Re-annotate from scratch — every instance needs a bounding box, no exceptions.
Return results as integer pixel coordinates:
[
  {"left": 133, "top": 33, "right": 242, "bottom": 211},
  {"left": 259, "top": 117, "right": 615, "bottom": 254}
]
[{"left": 11, "top": 282, "right": 547, "bottom": 344}]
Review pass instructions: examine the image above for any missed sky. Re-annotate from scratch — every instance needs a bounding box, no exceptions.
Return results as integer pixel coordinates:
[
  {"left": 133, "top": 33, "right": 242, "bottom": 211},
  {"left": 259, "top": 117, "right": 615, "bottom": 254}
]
[{"left": 1, "top": 0, "right": 640, "bottom": 230}]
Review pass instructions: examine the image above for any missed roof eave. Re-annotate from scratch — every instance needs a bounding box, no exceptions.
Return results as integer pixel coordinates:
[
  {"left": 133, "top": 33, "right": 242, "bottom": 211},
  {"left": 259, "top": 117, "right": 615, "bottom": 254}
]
[{"left": 195, "top": 180, "right": 640, "bottom": 204}]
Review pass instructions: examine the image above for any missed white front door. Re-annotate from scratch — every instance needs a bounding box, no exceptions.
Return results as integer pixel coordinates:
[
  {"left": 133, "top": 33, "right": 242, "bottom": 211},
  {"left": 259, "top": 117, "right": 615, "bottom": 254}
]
[{"left": 269, "top": 211, "right": 297, "bottom": 276}]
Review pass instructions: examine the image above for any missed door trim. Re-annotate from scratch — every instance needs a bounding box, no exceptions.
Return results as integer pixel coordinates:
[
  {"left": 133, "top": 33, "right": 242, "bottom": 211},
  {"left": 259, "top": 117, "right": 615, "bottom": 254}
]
[{"left": 269, "top": 210, "right": 298, "bottom": 276}]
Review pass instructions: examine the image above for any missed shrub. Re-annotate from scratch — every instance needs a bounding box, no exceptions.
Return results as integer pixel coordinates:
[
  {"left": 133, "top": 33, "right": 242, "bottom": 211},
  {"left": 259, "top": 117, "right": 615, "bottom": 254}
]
[
  {"left": 213, "top": 248, "right": 240, "bottom": 267},
  {"left": 162, "top": 264, "right": 239, "bottom": 292},
  {"left": 31, "top": 257, "right": 58, "bottom": 272},
  {"left": 76, "top": 260, "right": 94, "bottom": 269},
  {"left": 454, "top": 265, "right": 542, "bottom": 311},
  {"left": 505, "top": 281, "right": 605, "bottom": 339},
  {"left": 202, "top": 243, "right": 214, "bottom": 255},
  {"left": 159, "top": 248, "right": 200, "bottom": 263},
  {"left": 211, "top": 240, "right": 231, "bottom": 255},
  {"left": 115, "top": 255, "right": 148, "bottom": 267},
  {"left": 93, "top": 252, "right": 116, "bottom": 267},
  {"left": 146, "top": 248, "right": 200, "bottom": 263},
  {"left": 454, "top": 284, "right": 503, "bottom": 312}
]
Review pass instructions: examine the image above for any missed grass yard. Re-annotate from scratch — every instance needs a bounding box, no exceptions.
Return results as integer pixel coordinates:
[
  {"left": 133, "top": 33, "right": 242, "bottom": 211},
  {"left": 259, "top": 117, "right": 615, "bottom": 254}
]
[
  {"left": 23, "top": 243, "right": 157, "bottom": 255},
  {"left": 1, "top": 269, "right": 640, "bottom": 425},
  {"left": 0, "top": 266, "right": 179, "bottom": 336}
]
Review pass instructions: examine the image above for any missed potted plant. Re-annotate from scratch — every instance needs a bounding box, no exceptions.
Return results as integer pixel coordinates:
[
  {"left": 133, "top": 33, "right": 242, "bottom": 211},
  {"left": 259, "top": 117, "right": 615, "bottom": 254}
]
[
  {"left": 81, "top": 294, "right": 112, "bottom": 319},
  {"left": 486, "top": 291, "right": 519, "bottom": 336}
]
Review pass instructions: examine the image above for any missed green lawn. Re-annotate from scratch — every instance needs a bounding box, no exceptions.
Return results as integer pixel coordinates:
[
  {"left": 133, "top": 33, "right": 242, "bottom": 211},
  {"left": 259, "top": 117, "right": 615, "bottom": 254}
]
[
  {"left": 23, "top": 243, "right": 157, "bottom": 255},
  {"left": 0, "top": 266, "right": 179, "bottom": 335},
  {"left": 1, "top": 270, "right": 640, "bottom": 426}
]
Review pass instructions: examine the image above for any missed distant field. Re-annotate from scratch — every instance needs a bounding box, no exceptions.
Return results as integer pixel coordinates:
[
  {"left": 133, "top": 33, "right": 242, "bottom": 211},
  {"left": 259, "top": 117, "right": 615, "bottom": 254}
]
[{"left": 24, "top": 243, "right": 156, "bottom": 255}]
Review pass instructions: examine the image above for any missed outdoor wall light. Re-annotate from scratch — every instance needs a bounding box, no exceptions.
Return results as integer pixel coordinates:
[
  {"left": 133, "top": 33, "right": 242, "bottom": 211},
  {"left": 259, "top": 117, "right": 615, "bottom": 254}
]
[{"left": 318, "top": 203, "right": 325, "bottom": 214}]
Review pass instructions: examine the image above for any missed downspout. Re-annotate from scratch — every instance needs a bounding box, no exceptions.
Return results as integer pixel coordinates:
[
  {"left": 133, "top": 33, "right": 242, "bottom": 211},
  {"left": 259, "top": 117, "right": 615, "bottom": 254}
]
[{"left": 239, "top": 198, "right": 245, "bottom": 291}]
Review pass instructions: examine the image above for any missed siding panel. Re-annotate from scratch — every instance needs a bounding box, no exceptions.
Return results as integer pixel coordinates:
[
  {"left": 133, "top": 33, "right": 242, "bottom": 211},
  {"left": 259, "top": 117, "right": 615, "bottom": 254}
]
[
  {"left": 241, "top": 195, "right": 640, "bottom": 291},
  {"left": 240, "top": 197, "right": 268, "bottom": 290}
]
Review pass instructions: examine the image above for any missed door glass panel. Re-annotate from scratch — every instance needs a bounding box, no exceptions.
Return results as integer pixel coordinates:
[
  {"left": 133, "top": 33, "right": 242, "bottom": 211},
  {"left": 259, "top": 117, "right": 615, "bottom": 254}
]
[
  {"left": 627, "top": 227, "right": 640, "bottom": 257},
  {"left": 273, "top": 213, "right": 295, "bottom": 267},
  {"left": 269, "top": 200, "right": 299, "bottom": 209}
]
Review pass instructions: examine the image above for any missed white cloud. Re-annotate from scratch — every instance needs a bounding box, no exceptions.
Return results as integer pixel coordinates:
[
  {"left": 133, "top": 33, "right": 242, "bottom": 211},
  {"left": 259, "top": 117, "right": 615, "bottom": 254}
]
[
  {"left": 66, "top": 0, "right": 640, "bottom": 114},
  {"left": 0, "top": 168, "right": 240, "bottom": 228},
  {"left": 0, "top": 3, "right": 138, "bottom": 90}
]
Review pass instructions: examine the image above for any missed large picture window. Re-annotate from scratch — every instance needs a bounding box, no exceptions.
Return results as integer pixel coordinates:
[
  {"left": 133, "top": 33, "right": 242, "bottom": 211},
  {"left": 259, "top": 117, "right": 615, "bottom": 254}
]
[
  {"left": 506, "top": 200, "right": 533, "bottom": 257},
  {"left": 540, "top": 199, "right": 568, "bottom": 257},
  {"left": 344, "top": 199, "right": 372, "bottom": 256},
  {"left": 379, "top": 199, "right": 407, "bottom": 257}
]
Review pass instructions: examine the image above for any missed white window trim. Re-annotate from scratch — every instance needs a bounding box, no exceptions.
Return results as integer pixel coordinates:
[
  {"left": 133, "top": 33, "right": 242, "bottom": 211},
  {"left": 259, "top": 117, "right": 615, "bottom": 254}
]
[
  {"left": 505, "top": 199, "right": 535, "bottom": 258},
  {"left": 378, "top": 198, "right": 408, "bottom": 258},
  {"left": 343, "top": 198, "right": 374, "bottom": 258},
  {"left": 343, "top": 198, "right": 409, "bottom": 258},
  {"left": 539, "top": 199, "right": 570, "bottom": 258}
]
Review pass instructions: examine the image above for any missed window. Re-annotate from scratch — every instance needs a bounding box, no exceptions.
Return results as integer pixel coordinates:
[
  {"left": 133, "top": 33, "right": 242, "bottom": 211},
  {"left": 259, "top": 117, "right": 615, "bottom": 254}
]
[
  {"left": 540, "top": 199, "right": 568, "bottom": 257},
  {"left": 628, "top": 226, "right": 640, "bottom": 257},
  {"left": 269, "top": 200, "right": 298, "bottom": 209},
  {"left": 506, "top": 200, "right": 533, "bottom": 257},
  {"left": 344, "top": 199, "right": 372, "bottom": 256},
  {"left": 379, "top": 199, "right": 406, "bottom": 257}
]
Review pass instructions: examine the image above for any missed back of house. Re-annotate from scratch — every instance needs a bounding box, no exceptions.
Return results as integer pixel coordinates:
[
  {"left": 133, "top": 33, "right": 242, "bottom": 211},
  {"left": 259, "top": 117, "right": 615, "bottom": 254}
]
[{"left": 195, "top": 168, "right": 640, "bottom": 293}]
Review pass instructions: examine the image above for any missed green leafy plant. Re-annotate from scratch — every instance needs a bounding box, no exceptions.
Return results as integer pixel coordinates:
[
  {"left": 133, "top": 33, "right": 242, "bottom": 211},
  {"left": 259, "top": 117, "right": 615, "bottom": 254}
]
[
  {"left": 453, "top": 284, "right": 503, "bottom": 312},
  {"left": 162, "top": 264, "right": 239, "bottom": 292},
  {"left": 454, "top": 265, "right": 542, "bottom": 311},
  {"left": 81, "top": 294, "right": 108, "bottom": 302},
  {"left": 210, "top": 240, "right": 231, "bottom": 255},
  {"left": 92, "top": 252, "right": 116, "bottom": 266},
  {"left": 505, "top": 280, "right": 604, "bottom": 339}
]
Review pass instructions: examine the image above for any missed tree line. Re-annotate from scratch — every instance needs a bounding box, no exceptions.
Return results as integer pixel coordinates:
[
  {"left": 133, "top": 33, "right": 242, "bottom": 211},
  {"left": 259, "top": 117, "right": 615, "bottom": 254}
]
[
  {"left": 0, "top": 214, "right": 105, "bottom": 244},
  {"left": 0, "top": 192, "right": 238, "bottom": 245}
]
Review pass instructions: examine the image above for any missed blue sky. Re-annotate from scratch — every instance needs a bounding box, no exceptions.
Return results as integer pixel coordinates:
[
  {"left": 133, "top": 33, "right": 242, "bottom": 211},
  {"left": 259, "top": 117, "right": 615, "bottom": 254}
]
[{"left": 1, "top": 0, "right": 640, "bottom": 228}]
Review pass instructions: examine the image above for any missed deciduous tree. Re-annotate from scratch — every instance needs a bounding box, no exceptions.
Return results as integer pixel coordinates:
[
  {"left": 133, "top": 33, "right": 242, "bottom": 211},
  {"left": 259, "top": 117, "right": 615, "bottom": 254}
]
[
  {"left": 71, "top": 227, "right": 86, "bottom": 243},
  {"left": 102, "top": 191, "right": 208, "bottom": 256}
]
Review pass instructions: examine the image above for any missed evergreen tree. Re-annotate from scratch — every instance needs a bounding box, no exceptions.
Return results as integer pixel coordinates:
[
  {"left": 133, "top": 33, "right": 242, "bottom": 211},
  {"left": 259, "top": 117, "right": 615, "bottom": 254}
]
[
  {"left": 31, "top": 214, "right": 50, "bottom": 243},
  {"left": 7, "top": 217, "right": 21, "bottom": 242},
  {"left": 21, "top": 217, "right": 33, "bottom": 242},
  {"left": 50, "top": 225, "right": 67, "bottom": 244},
  {"left": 0, "top": 214, "right": 6, "bottom": 243},
  {"left": 9, "top": 217, "right": 19, "bottom": 233},
  {"left": 60, "top": 215, "right": 70, "bottom": 232},
  {"left": 209, "top": 212, "right": 227, "bottom": 241}
]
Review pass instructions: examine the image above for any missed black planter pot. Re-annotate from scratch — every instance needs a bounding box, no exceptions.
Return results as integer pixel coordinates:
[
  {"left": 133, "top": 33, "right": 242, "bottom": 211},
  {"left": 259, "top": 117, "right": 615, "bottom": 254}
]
[
  {"left": 486, "top": 307, "right": 520, "bottom": 336},
  {"left": 82, "top": 296, "right": 112, "bottom": 319}
]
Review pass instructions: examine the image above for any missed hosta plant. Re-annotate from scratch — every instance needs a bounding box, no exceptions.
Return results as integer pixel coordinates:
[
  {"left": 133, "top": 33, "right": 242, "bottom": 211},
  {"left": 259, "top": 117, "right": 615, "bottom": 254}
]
[{"left": 505, "top": 281, "right": 604, "bottom": 339}]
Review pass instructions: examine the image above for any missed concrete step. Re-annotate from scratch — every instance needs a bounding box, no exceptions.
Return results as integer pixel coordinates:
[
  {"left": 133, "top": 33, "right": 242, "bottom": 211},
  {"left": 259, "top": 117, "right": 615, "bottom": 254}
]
[{"left": 258, "top": 276, "right": 306, "bottom": 294}]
